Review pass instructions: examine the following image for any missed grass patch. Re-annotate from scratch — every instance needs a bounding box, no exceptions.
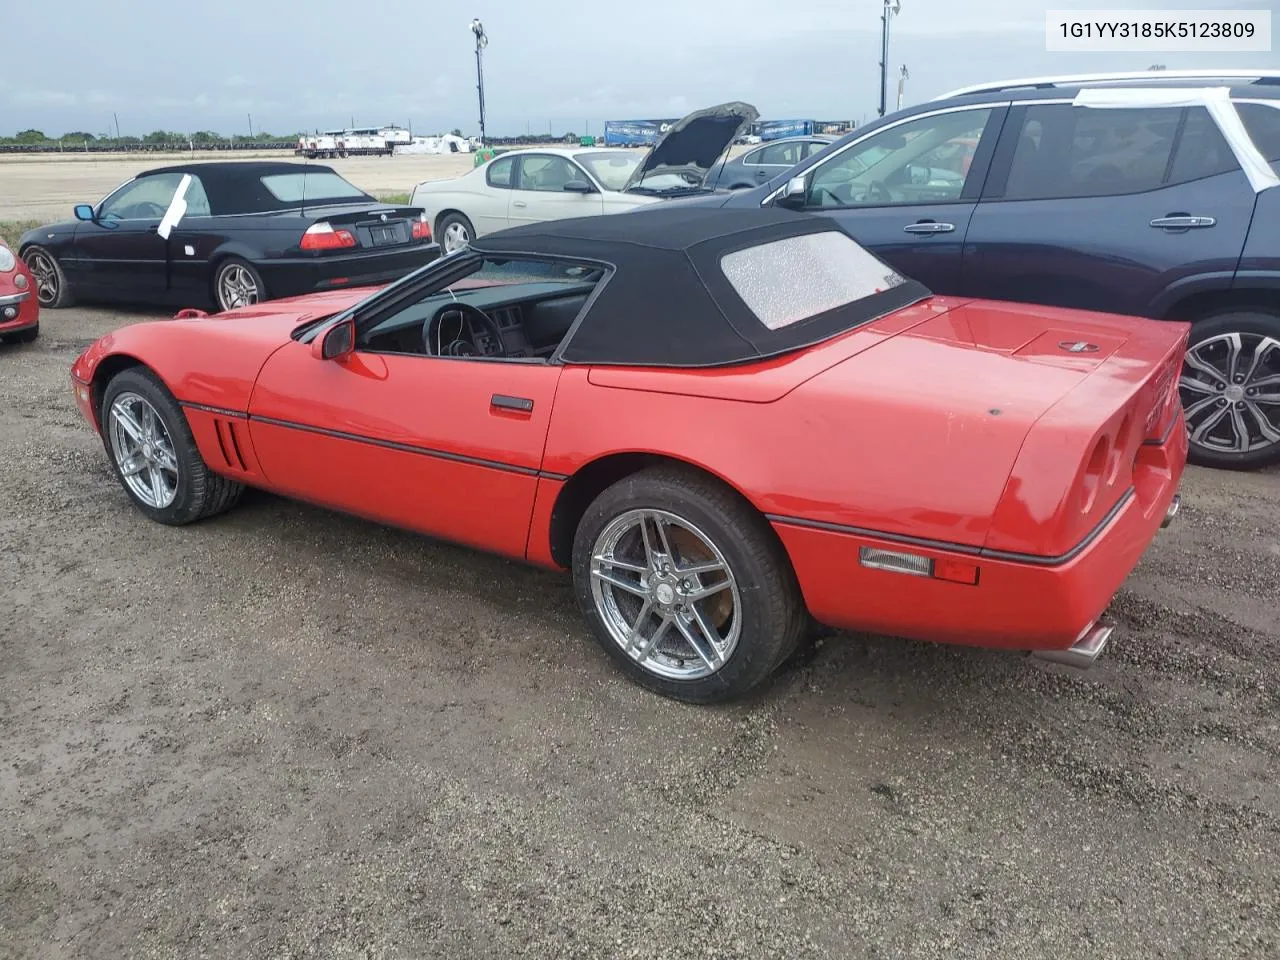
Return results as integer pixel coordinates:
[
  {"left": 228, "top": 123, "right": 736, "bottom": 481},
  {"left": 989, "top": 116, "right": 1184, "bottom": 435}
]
[
  {"left": 376, "top": 192, "right": 411, "bottom": 205},
  {"left": 0, "top": 220, "right": 40, "bottom": 250}
]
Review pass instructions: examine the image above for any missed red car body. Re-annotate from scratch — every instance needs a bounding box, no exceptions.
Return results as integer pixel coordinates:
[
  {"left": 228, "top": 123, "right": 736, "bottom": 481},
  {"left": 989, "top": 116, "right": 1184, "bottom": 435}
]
[
  {"left": 0, "top": 244, "right": 39, "bottom": 341},
  {"left": 69, "top": 209, "right": 1187, "bottom": 694}
]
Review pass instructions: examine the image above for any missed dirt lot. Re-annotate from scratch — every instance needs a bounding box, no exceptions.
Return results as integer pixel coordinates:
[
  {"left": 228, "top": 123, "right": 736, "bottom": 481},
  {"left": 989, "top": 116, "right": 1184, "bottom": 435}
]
[{"left": 2, "top": 306, "right": 1278, "bottom": 960}]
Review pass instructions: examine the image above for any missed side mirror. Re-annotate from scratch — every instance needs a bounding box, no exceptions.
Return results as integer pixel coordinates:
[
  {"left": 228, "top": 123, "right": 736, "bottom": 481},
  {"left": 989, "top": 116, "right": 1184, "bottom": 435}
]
[
  {"left": 74, "top": 204, "right": 95, "bottom": 221},
  {"left": 312, "top": 317, "right": 355, "bottom": 361},
  {"left": 775, "top": 175, "right": 807, "bottom": 208},
  {"left": 562, "top": 179, "right": 594, "bottom": 193}
]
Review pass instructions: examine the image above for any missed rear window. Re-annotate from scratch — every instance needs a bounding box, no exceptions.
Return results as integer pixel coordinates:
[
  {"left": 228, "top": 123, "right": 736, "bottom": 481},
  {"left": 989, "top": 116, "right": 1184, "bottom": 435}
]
[
  {"left": 260, "top": 172, "right": 369, "bottom": 203},
  {"left": 720, "top": 231, "right": 909, "bottom": 330}
]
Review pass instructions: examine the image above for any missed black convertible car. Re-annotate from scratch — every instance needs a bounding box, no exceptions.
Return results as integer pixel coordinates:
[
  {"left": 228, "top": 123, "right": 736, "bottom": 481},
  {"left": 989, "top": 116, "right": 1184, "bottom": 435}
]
[{"left": 19, "top": 161, "right": 440, "bottom": 313}]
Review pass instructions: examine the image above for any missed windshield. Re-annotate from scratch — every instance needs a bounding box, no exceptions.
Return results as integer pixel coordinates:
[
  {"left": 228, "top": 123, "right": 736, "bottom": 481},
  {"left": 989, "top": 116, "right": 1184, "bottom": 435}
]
[{"left": 576, "top": 151, "right": 643, "bottom": 191}]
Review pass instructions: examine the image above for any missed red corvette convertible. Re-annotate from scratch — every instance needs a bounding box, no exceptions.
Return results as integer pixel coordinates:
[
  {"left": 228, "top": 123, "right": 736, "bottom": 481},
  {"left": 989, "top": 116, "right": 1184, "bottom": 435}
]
[{"left": 69, "top": 207, "right": 1187, "bottom": 702}]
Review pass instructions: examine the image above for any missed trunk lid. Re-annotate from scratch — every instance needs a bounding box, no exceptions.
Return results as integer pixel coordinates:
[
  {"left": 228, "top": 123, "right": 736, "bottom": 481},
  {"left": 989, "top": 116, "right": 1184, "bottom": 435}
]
[
  {"left": 299, "top": 204, "right": 429, "bottom": 252},
  {"left": 779, "top": 298, "right": 1188, "bottom": 552}
]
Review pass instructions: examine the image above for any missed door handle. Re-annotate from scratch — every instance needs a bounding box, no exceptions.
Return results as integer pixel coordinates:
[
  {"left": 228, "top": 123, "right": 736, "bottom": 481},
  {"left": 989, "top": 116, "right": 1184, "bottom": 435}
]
[
  {"left": 512, "top": 200, "right": 527, "bottom": 208},
  {"left": 491, "top": 394, "right": 534, "bottom": 414},
  {"left": 1150, "top": 215, "right": 1216, "bottom": 229},
  {"left": 147, "top": 225, "right": 159, "bottom": 233},
  {"left": 903, "top": 221, "right": 955, "bottom": 234}
]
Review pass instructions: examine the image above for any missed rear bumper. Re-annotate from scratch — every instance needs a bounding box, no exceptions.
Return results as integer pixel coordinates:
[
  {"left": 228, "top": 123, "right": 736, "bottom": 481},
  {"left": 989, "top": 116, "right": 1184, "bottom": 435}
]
[
  {"left": 773, "top": 414, "right": 1186, "bottom": 656},
  {"left": 256, "top": 243, "right": 440, "bottom": 299}
]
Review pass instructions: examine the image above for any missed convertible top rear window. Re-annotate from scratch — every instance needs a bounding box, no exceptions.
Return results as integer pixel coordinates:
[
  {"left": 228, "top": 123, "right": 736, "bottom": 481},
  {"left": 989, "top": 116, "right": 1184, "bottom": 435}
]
[
  {"left": 260, "top": 172, "right": 369, "bottom": 203},
  {"left": 721, "top": 231, "right": 909, "bottom": 330}
]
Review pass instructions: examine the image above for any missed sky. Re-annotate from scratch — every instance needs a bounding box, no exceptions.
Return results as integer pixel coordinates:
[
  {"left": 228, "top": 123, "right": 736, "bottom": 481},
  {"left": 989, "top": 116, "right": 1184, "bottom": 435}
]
[{"left": 6, "top": 0, "right": 1278, "bottom": 138}]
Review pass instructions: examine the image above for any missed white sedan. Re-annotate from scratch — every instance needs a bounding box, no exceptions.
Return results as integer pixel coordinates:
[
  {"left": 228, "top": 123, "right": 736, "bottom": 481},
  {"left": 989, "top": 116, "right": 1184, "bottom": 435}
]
[
  {"left": 411, "top": 148, "right": 661, "bottom": 254},
  {"left": 410, "top": 101, "right": 759, "bottom": 255}
]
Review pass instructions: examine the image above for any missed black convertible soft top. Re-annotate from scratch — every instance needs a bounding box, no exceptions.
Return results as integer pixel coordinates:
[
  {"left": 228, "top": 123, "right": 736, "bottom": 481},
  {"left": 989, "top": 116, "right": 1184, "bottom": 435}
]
[
  {"left": 139, "top": 161, "right": 374, "bottom": 216},
  {"left": 467, "top": 206, "right": 931, "bottom": 367}
]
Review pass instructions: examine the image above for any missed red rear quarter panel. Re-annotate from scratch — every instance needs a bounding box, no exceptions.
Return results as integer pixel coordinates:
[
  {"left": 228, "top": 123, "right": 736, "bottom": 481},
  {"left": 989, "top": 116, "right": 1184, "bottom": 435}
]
[{"left": 543, "top": 297, "right": 1188, "bottom": 652}]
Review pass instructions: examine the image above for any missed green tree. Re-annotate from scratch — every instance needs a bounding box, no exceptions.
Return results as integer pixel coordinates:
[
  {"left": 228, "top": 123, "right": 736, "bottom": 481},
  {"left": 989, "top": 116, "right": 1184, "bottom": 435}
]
[{"left": 14, "top": 129, "right": 47, "bottom": 144}]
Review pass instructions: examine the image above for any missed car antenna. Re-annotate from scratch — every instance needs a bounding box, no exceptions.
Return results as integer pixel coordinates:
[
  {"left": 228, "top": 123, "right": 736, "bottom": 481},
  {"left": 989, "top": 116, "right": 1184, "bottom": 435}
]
[{"left": 300, "top": 132, "right": 309, "bottom": 218}]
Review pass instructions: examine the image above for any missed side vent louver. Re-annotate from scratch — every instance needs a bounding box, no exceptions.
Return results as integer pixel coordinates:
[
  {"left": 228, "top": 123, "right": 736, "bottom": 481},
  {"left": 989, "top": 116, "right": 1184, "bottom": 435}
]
[{"left": 212, "top": 418, "right": 247, "bottom": 471}]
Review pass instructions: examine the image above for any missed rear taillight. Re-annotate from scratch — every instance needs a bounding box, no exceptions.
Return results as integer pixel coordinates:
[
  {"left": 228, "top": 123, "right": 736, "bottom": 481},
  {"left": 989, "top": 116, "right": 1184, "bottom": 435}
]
[
  {"left": 300, "top": 222, "right": 357, "bottom": 251},
  {"left": 411, "top": 212, "right": 432, "bottom": 241}
]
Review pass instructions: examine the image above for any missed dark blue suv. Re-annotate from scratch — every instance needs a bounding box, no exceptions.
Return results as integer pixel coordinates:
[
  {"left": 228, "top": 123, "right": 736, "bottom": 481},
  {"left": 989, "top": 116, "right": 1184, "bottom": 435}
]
[{"left": 667, "top": 70, "right": 1280, "bottom": 471}]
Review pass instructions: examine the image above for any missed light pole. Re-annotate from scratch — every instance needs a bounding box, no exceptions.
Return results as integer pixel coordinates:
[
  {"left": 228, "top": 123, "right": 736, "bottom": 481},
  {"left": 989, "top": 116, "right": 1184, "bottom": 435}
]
[
  {"left": 878, "top": 0, "right": 901, "bottom": 118},
  {"left": 471, "top": 18, "right": 488, "bottom": 147}
]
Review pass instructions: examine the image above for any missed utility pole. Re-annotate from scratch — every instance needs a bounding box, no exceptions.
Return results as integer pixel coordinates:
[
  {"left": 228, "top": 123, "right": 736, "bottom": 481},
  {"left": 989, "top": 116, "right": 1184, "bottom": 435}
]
[
  {"left": 247, "top": 113, "right": 253, "bottom": 137},
  {"left": 878, "top": 0, "right": 901, "bottom": 117},
  {"left": 113, "top": 112, "right": 121, "bottom": 140},
  {"left": 471, "top": 19, "right": 489, "bottom": 147}
]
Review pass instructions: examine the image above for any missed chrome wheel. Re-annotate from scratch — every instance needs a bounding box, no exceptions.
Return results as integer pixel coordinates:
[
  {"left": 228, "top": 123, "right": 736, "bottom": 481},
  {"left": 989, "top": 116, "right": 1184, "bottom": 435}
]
[
  {"left": 1180, "top": 332, "right": 1280, "bottom": 455},
  {"left": 107, "top": 392, "right": 180, "bottom": 509},
  {"left": 217, "top": 263, "right": 260, "bottom": 310},
  {"left": 25, "top": 250, "right": 58, "bottom": 306},
  {"left": 589, "top": 508, "right": 741, "bottom": 681},
  {"left": 442, "top": 221, "right": 470, "bottom": 254}
]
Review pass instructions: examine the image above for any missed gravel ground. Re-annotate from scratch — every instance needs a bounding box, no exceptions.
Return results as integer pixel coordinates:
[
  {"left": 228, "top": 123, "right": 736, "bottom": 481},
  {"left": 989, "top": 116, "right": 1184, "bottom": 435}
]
[{"left": 2, "top": 307, "right": 1278, "bottom": 960}]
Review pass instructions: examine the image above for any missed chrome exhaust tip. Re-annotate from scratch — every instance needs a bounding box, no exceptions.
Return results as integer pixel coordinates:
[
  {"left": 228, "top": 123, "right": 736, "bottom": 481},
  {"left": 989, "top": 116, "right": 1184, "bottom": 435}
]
[
  {"left": 1161, "top": 493, "right": 1181, "bottom": 529},
  {"left": 1032, "top": 623, "right": 1114, "bottom": 669}
]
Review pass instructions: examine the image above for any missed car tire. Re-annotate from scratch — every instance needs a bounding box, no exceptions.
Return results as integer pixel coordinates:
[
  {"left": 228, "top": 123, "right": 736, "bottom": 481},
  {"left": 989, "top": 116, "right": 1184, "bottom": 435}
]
[
  {"left": 571, "top": 464, "right": 806, "bottom": 704},
  {"left": 22, "top": 246, "right": 75, "bottom": 308},
  {"left": 1180, "top": 310, "right": 1280, "bottom": 470},
  {"left": 100, "top": 366, "right": 244, "bottom": 525},
  {"left": 436, "top": 212, "right": 474, "bottom": 256},
  {"left": 213, "top": 257, "right": 266, "bottom": 312}
]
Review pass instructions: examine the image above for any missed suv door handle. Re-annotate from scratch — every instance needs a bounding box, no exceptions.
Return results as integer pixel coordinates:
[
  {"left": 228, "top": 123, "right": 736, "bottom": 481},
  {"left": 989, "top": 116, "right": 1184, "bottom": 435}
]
[
  {"left": 512, "top": 200, "right": 527, "bottom": 208},
  {"left": 1150, "top": 215, "right": 1216, "bottom": 229},
  {"left": 903, "top": 221, "right": 955, "bottom": 234}
]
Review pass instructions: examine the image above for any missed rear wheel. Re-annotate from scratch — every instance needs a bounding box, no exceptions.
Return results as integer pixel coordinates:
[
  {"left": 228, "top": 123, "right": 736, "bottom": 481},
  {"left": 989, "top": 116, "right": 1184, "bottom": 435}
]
[
  {"left": 1180, "top": 310, "right": 1280, "bottom": 470},
  {"left": 437, "top": 212, "right": 474, "bottom": 255},
  {"left": 571, "top": 465, "right": 806, "bottom": 703},
  {"left": 101, "top": 367, "right": 244, "bottom": 525},
  {"left": 22, "top": 246, "right": 74, "bottom": 308},
  {"left": 213, "top": 257, "right": 265, "bottom": 312}
]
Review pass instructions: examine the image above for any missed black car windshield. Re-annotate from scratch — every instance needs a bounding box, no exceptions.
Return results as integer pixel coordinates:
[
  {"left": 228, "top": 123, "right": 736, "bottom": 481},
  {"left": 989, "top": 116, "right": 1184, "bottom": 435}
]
[{"left": 260, "top": 171, "right": 371, "bottom": 204}]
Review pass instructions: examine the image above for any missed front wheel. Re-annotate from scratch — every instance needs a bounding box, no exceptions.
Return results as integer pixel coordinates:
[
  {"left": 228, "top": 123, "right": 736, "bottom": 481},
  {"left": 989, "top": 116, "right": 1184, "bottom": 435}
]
[
  {"left": 571, "top": 465, "right": 806, "bottom": 703},
  {"left": 101, "top": 367, "right": 245, "bottom": 525},
  {"left": 1179, "top": 310, "right": 1280, "bottom": 470}
]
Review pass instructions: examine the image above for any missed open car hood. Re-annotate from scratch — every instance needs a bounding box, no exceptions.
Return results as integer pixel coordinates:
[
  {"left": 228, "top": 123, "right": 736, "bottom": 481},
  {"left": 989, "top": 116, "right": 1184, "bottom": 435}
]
[{"left": 622, "top": 101, "right": 760, "bottom": 195}]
